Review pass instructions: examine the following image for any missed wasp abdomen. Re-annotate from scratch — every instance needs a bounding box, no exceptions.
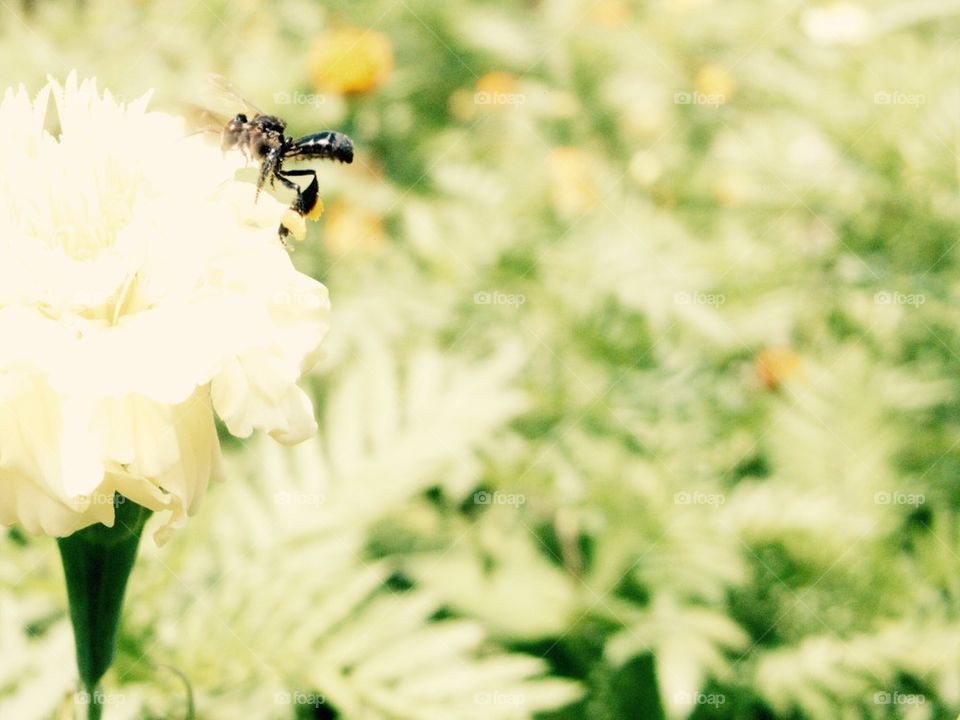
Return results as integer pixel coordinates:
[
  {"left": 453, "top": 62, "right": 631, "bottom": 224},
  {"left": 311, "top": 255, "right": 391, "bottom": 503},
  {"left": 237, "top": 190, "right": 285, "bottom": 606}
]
[{"left": 291, "top": 131, "right": 354, "bottom": 164}]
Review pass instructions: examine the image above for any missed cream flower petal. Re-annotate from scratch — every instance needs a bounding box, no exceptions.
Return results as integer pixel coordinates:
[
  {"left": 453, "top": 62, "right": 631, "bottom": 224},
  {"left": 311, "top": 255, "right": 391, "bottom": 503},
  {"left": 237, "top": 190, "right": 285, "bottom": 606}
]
[
  {"left": 57, "top": 395, "right": 106, "bottom": 497},
  {"left": 149, "top": 390, "right": 224, "bottom": 545},
  {"left": 0, "top": 74, "right": 331, "bottom": 541},
  {"left": 268, "top": 385, "right": 320, "bottom": 445},
  {"left": 98, "top": 395, "right": 179, "bottom": 478},
  {"left": 0, "top": 466, "right": 87, "bottom": 537}
]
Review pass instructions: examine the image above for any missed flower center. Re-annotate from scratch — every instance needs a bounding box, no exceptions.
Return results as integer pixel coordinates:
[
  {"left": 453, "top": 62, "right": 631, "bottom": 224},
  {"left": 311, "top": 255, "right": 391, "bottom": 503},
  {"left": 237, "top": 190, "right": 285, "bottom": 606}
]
[
  {"left": 53, "top": 222, "right": 117, "bottom": 260},
  {"left": 41, "top": 168, "right": 141, "bottom": 260}
]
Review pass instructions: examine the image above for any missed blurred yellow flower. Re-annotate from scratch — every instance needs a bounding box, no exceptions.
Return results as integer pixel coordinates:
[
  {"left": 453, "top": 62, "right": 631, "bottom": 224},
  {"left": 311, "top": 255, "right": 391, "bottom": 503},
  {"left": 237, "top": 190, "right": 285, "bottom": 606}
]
[
  {"left": 0, "top": 75, "right": 331, "bottom": 542},
  {"left": 591, "top": 0, "right": 631, "bottom": 27},
  {"left": 550, "top": 147, "right": 600, "bottom": 217},
  {"left": 324, "top": 199, "right": 386, "bottom": 257},
  {"left": 550, "top": 146, "right": 600, "bottom": 216},
  {"left": 714, "top": 174, "right": 750, "bottom": 208},
  {"left": 476, "top": 71, "right": 518, "bottom": 103},
  {"left": 476, "top": 71, "right": 518, "bottom": 95},
  {"left": 755, "top": 348, "right": 802, "bottom": 390},
  {"left": 310, "top": 28, "right": 394, "bottom": 95},
  {"left": 695, "top": 63, "right": 736, "bottom": 103},
  {"left": 451, "top": 72, "right": 526, "bottom": 119}
]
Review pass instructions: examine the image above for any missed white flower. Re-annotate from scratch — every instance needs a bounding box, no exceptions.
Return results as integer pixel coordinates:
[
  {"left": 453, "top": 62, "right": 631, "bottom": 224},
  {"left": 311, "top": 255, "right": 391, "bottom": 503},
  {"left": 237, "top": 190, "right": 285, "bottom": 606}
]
[
  {"left": 801, "top": 3, "right": 873, "bottom": 46},
  {"left": 0, "top": 74, "right": 331, "bottom": 542}
]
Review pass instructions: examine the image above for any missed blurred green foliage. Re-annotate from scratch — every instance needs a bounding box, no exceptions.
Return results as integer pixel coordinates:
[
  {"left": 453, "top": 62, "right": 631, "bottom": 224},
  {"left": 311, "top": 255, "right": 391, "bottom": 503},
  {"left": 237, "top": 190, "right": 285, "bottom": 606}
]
[{"left": 3, "top": 0, "right": 960, "bottom": 718}]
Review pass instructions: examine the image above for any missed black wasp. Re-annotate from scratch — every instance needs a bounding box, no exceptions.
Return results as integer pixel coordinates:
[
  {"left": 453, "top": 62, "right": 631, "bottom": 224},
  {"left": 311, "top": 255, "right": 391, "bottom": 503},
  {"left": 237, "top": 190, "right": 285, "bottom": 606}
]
[{"left": 210, "top": 76, "right": 354, "bottom": 247}]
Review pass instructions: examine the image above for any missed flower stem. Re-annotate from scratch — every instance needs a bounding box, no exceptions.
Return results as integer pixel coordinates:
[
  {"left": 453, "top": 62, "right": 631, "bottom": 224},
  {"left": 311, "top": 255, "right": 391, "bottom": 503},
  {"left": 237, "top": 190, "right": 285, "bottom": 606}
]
[
  {"left": 86, "top": 692, "right": 103, "bottom": 720},
  {"left": 57, "top": 497, "right": 151, "bottom": 718}
]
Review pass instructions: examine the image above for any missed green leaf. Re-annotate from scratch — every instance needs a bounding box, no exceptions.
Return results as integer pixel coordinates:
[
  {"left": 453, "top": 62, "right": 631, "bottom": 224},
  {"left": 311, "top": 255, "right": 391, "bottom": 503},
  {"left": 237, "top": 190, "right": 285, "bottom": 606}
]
[{"left": 57, "top": 497, "right": 150, "bottom": 718}]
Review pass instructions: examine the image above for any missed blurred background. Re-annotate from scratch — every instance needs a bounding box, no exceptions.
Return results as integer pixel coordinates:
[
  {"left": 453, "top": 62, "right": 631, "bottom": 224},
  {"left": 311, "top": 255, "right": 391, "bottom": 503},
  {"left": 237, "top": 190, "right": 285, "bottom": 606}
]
[{"left": 2, "top": 0, "right": 960, "bottom": 718}]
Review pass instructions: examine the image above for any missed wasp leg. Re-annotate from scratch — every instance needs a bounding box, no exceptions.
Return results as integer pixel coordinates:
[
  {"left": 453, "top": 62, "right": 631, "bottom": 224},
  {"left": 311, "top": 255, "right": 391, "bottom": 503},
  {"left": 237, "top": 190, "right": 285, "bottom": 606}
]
[
  {"left": 256, "top": 152, "right": 281, "bottom": 201},
  {"left": 277, "top": 223, "right": 294, "bottom": 251},
  {"left": 274, "top": 170, "right": 303, "bottom": 201},
  {"left": 278, "top": 169, "right": 320, "bottom": 218},
  {"left": 270, "top": 170, "right": 318, "bottom": 248},
  {"left": 255, "top": 164, "right": 270, "bottom": 201}
]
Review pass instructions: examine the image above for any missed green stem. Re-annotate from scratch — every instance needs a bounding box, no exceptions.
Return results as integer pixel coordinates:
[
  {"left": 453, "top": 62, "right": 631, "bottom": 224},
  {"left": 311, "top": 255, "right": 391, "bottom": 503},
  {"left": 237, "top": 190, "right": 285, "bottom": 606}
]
[
  {"left": 87, "top": 693, "right": 103, "bottom": 720},
  {"left": 57, "top": 497, "right": 151, "bottom": 720}
]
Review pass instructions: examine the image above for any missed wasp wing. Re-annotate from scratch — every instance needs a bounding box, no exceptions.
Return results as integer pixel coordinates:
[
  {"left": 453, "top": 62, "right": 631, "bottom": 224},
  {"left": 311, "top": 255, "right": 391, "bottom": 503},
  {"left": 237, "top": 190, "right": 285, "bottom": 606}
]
[
  {"left": 178, "top": 102, "right": 230, "bottom": 140},
  {"left": 178, "top": 75, "right": 266, "bottom": 141},
  {"left": 208, "top": 73, "right": 265, "bottom": 117}
]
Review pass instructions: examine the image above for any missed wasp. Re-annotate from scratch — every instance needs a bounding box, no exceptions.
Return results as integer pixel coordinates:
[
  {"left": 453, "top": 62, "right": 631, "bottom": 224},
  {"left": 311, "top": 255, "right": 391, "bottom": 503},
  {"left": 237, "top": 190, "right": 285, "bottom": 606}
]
[{"left": 209, "top": 76, "right": 354, "bottom": 247}]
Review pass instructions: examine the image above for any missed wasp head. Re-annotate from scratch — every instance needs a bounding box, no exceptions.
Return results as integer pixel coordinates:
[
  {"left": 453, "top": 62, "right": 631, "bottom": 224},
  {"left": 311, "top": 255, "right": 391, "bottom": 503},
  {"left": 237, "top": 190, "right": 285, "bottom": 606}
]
[{"left": 221, "top": 113, "right": 248, "bottom": 151}]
